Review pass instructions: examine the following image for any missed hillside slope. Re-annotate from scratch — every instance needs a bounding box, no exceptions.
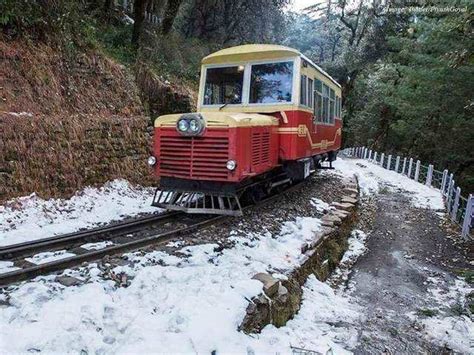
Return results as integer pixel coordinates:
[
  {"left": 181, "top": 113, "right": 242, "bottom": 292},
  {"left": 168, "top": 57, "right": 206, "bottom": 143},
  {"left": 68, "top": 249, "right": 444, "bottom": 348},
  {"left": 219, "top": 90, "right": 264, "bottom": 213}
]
[{"left": 0, "top": 36, "right": 194, "bottom": 203}]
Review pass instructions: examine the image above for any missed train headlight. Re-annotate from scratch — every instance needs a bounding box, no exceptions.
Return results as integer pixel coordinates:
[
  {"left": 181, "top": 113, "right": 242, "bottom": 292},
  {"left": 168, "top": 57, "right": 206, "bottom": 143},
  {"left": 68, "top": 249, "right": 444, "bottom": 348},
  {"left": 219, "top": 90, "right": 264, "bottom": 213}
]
[
  {"left": 147, "top": 156, "right": 157, "bottom": 166},
  {"left": 226, "top": 160, "right": 237, "bottom": 171},
  {"left": 177, "top": 119, "right": 189, "bottom": 132},
  {"left": 189, "top": 119, "right": 200, "bottom": 133},
  {"left": 176, "top": 114, "right": 205, "bottom": 136}
]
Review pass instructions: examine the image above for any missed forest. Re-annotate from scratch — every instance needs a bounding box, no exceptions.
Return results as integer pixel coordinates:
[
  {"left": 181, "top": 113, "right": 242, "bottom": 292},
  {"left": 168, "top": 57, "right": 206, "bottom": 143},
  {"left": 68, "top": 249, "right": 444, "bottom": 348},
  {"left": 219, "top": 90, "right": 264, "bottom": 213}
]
[{"left": 1, "top": 0, "right": 472, "bottom": 191}]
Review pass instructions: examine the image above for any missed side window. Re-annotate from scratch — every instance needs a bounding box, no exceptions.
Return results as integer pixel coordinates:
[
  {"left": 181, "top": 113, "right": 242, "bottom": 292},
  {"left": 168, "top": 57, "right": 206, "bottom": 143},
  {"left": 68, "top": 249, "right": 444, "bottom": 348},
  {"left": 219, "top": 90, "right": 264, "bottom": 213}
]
[
  {"left": 307, "top": 78, "right": 313, "bottom": 110},
  {"left": 314, "top": 79, "right": 323, "bottom": 123},
  {"left": 300, "top": 75, "right": 307, "bottom": 106},
  {"left": 322, "top": 84, "right": 329, "bottom": 123},
  {"left": 339, "top": 96, "right": 342, "bottom": 118},
  {"left": 329, "top": 88, "right": 335, "bottom": 124}
]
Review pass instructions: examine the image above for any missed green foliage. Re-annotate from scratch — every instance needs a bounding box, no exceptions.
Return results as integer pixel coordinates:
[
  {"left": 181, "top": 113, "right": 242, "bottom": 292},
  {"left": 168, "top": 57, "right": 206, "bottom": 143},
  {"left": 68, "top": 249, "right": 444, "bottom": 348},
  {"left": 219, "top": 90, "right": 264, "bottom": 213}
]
[
  {"left": 1, "top": 0, "right": 98, "bottom": 48},
  {"left": 98, "top": 22, "right": 136, "bottom": 65},
  {"left": 345, "top": 8, "right": 474, "bottom": 191}
]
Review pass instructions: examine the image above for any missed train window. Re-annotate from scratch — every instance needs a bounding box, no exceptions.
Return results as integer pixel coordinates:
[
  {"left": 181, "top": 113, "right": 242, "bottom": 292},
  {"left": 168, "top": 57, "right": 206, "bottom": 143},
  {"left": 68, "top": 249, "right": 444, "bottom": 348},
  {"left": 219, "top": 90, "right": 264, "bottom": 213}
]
[
  {"left": 323, "top": 84, "right": 329, "bottom": 123},
  {"left": 308, "top": 78, "right": 314, "bottom": 109},
  {"left": 300, "top": 75, "right": 307, "bottom": 106},
  {"left": 203, "top": 66, "right": 244, "bottom": 105},
  {"left": 329, "top": 88, "right": 335, "bottom": 124},
  {"left": 314, "top": 79, "right": 323, "bottom": 123},
  {"left": 336, "top": 96, "right": 342, "bottom": 117},
  {"left": 249, "top": 61, "right": 294, "bottom": 103}
]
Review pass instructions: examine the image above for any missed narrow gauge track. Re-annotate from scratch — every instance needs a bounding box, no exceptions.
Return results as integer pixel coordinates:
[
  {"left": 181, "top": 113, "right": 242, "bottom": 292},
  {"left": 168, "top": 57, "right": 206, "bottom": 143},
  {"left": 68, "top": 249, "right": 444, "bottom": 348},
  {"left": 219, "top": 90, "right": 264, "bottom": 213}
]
[{"left": 0, "top": 181, "right": 306, "bottom": 287}]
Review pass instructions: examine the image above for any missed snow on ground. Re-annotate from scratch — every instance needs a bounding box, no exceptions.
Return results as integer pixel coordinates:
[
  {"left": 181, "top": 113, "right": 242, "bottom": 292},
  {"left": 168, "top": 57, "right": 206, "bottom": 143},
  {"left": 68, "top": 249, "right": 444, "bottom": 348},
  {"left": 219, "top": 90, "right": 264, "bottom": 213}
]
[
  {"left": 0, "top": 193, "right": 366, "bottom": 354},
  {"left": 332, "top": 158, "right": 444, "bottom": 210},
  {"left": 420, "top": 276, "right": 474, "bottom": 353},
  {"left": 0, "top": 158, "right": 458, "bottom": 353},
  {"left": 328, "top": 230, "right": 368, "bottom": 291},
  {"left": 0, "top": 179, "right": 159, "bottom": 247}
]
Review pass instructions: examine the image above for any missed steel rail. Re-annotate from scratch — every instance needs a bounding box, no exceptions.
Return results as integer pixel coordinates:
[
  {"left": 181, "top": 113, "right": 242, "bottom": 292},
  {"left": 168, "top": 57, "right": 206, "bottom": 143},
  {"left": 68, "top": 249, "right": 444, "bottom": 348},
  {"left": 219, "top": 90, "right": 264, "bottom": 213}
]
[
  {"left": 0, "top": 180, "right": 305, "bottom": 287},
  {"left": 0, "top": 211, "right": 181, "bottom": 260}
]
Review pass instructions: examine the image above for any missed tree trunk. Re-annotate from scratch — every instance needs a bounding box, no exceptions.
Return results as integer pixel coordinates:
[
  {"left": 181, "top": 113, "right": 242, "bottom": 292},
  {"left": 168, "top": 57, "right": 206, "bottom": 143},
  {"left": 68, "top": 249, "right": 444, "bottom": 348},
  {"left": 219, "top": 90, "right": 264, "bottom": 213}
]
[
  {"left": 161, "top": 0, "right": 184, "bottom": 35},
  {"left": 132, "top": 0, "right": 148, "bottom": 48}
]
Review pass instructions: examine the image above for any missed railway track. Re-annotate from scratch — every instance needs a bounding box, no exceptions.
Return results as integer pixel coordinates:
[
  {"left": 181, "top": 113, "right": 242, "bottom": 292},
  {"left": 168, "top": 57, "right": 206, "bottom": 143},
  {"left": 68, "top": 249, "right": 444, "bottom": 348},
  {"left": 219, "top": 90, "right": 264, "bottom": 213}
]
[{"left": 0, "top": 181, "right": 306, "bottom": 287}]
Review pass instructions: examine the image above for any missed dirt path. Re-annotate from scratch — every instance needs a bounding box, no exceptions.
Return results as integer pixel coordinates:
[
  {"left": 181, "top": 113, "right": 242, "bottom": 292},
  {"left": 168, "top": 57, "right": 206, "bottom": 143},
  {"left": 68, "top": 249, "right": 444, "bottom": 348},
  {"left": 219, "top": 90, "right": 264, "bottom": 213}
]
[{"left": 345, "top": 188, "right": 473, "bottom": 354}]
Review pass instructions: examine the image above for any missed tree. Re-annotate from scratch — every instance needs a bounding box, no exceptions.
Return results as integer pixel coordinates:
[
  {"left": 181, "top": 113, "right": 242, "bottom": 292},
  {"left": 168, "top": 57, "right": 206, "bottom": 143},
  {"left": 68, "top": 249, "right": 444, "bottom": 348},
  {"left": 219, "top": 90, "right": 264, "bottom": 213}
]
[
  {"left": 161, "top": 0, "right": 184, "bottom": 34},
  {"left": 132, "top": 0, "right": 148, "bottom": 47}
]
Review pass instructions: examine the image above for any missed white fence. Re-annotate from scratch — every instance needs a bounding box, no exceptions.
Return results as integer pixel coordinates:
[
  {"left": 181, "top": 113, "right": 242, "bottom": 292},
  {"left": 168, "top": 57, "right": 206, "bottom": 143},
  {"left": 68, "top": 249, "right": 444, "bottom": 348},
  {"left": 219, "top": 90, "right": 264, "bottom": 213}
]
[
  {"left": 344, "top": 147, "right": 473, "bottom": 240},
  {"left": 115, "top": 0, "right": 160, "bottom": 25}
]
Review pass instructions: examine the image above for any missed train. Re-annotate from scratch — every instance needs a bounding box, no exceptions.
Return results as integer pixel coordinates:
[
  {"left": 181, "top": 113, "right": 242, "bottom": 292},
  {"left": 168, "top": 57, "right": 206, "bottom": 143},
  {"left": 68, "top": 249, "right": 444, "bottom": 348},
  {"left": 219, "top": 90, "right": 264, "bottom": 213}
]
[{"left": 148, "top": 44, "right": 342, "bottom": 216}]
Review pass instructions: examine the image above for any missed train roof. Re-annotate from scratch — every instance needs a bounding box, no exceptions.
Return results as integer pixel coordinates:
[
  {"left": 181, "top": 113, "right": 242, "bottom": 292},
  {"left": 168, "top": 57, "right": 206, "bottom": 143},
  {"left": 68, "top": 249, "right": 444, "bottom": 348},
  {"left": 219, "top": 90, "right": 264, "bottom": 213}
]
[{"left": 202, "top": 44, "right": 341, "bottom": 89}]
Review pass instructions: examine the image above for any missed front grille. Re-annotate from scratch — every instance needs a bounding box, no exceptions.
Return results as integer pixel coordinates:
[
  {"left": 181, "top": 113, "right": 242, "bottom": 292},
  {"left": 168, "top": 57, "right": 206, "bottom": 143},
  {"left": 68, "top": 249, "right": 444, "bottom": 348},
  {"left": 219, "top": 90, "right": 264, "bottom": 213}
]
[
  {"left": 251, "top": 131, "right": 271, "bottom": 166},
  {"left": 159, "top": 131, "right": 229, "bottom": 180}
]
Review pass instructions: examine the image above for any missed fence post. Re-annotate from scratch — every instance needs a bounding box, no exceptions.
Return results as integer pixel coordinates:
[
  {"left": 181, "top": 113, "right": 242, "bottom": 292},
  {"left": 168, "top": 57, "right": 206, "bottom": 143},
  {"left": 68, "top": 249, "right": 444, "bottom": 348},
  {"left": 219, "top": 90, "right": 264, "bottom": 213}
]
[
  {"left": 364, "top": 147, "right": 369, "bottom": 159},
  {"left": 425, "top": 164, "right": 433, "bottom": 187},
  {"left": 441, "top": 169, "right": 448, "bottom": 194},
  {"left": 462, "top": 194, "right": 473, "bottom": 239},
  {"left": 380, "top": 153, "right": 385, "bottom": 167},
  {"left": 414, "top": 160, "right": 421, "bottom": 181},
  {"left": 369, "top": 149, "right": 373, "bottom": 161},
  {"left": 451, "top": 187, "right": 461, "bottom": 222},
  {"left": 447, "top": 177, "right": 455, "bottom": 212},
  {"left": 402, "top": 157, "right": 407, "bottom": 175},
  {"left": 387, "top": 155, "right": 392, "bottom": 170},
  {"left": 407, "top": 158, "right": 413, "bottom": 178},
  {"left": 395, "top": 156, "right": 400, "bottom": 173},
  {"left": 373, "top": 152, "right": 378, "bottom": 164}
]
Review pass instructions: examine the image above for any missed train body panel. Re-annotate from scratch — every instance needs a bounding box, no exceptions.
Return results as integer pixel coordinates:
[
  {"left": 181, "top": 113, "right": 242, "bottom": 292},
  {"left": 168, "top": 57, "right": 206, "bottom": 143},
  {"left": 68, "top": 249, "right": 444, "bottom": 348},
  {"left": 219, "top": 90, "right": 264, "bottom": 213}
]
[{"left": 153, "top": 112, "right": 279, "bottom": 183}]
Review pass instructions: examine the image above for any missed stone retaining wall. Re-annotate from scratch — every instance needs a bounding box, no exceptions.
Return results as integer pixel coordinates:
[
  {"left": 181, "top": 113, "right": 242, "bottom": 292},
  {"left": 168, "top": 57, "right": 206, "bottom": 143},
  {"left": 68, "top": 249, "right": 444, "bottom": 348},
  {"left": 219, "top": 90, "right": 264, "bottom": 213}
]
[
  {"left": 239, "top": 176, "right": 360, "bottom": 333},
  {"left": 0, "top": 113, "right": 155, "bottom": 203}
]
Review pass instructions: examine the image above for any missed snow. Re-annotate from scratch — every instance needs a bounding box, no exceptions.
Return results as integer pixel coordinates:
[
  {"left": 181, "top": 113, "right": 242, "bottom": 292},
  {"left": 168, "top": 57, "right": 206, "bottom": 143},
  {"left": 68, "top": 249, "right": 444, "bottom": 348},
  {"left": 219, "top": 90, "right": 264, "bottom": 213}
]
[
  {"left": 333, "top": 158, "right": 444, "bottom": 210},
  {"left": 328, "top": 230, "right": 368, "bottom": 290},
  {"left": 418, "top": 275, "right": 474, "bottom": 353},
  {"left": 422, "top": 315, "right": 473, "bottom": 353},
  {"left": 0, "top": 179, "right": 160, "bottom": 247},
  {"left": 25, "top": 250, "right": 76, "bottom": 265},
  {"left": 81, "top": 241, "right": 113, "bottom": 251},
  {"left": 310, "top": 197, "right": 334, "bottom": 213},
  {"left": 0, "top": 261, "right": 20, "bottom": 274},
  {"left": 0, "top": 196, "right": 367, "bottom": 354},
  {"left": 0, "top": 157, "right": 459, "bottom": 352}
]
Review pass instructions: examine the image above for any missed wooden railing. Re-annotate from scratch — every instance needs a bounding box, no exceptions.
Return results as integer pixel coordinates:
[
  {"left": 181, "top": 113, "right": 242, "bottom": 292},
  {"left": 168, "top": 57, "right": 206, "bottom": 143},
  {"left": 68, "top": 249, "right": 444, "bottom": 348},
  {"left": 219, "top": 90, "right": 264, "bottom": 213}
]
[{"left": 343, "top": 147, "right": 473, "bottom": 240}]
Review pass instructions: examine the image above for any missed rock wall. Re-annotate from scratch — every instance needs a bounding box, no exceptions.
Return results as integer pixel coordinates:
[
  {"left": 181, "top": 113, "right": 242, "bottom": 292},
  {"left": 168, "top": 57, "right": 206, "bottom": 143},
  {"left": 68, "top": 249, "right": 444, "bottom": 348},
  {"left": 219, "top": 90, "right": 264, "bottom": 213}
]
[
  {"left": 239, "top": 178, "right": 360, "bottom": 333},
  {"left": 0, "top": 37, "right": 196, "bottom": 203},
  {"left": 0, "top": 113, "right": 154, "bottom": 203}
]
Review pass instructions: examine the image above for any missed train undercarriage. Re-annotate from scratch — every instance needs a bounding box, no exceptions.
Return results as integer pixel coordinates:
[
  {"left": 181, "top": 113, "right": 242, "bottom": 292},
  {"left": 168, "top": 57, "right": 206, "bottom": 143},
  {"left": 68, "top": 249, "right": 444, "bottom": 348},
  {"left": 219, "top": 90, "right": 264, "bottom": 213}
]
[{"left": 152, "top": 151, "right": 338, "bottom": 216}]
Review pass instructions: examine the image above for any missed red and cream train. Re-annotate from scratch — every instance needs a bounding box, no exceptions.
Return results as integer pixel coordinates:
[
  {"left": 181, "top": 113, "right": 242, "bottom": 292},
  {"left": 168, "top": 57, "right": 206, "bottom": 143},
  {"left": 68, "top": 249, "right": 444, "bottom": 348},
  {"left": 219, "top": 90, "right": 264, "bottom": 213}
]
[{"left": 148, "top": 44, "right": 342, "bottom": 215}]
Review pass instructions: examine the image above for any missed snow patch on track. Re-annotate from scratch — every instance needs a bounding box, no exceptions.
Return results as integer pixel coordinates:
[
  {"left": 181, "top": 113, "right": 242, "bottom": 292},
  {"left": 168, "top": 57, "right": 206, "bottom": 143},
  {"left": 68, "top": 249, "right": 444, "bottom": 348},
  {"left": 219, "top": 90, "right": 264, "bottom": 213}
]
[
  {"left": 0, "top": 180, "right": 160, "bottom": 247},
  {"left": 25, "top": 250, "right": 76, "bottom": 265}
]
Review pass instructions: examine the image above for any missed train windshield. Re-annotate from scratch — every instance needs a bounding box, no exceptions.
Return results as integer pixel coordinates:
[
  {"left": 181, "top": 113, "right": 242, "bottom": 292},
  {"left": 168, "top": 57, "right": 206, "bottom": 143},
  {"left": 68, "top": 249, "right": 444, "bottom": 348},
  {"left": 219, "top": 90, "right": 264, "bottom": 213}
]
[
  {"left": 249, "top": 61, "right": 293, "bottom": 104},
  {"left": 203, "top": 66, "right": 244, "bottom": 105}
]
